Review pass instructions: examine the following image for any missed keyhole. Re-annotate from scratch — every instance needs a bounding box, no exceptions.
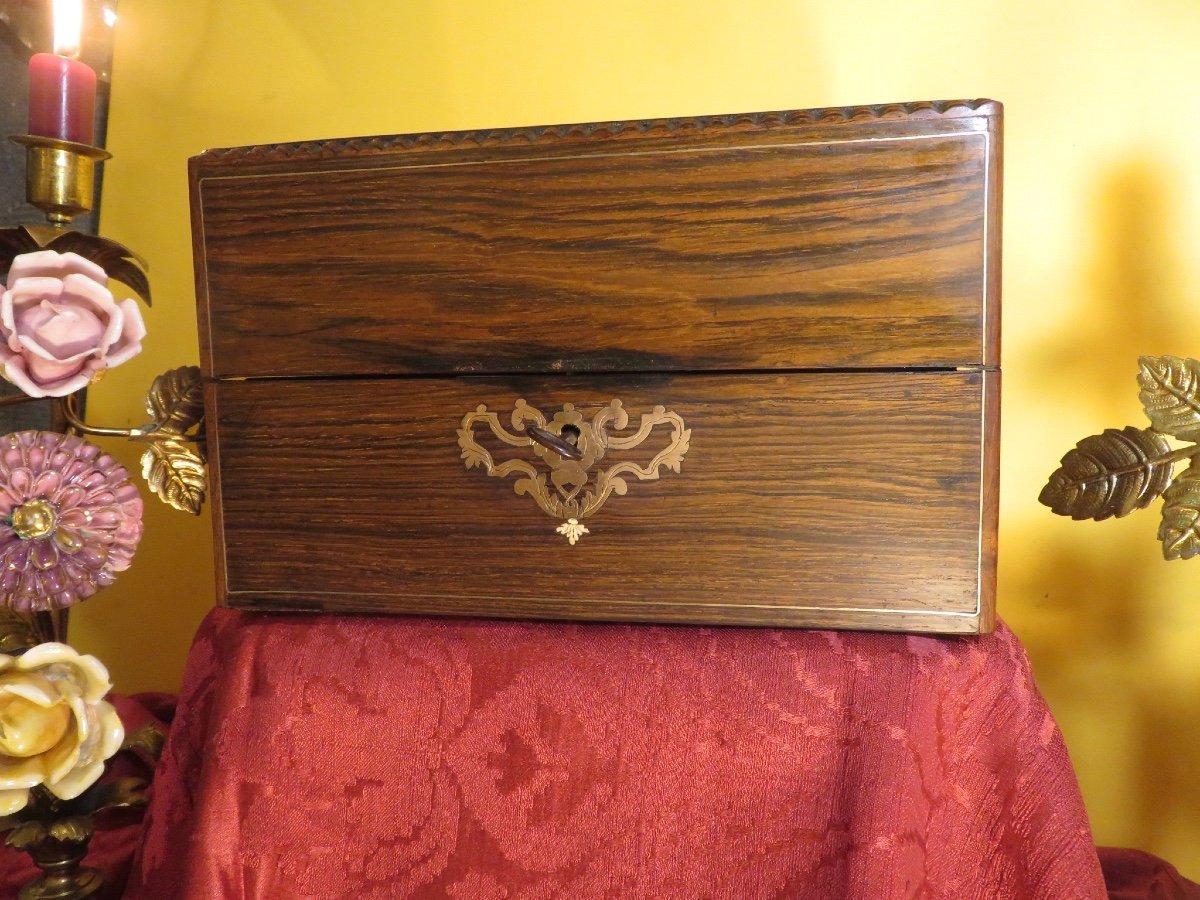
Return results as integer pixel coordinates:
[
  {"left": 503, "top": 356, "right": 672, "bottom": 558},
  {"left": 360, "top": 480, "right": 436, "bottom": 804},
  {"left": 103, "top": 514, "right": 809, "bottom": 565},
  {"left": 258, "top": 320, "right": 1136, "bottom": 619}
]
[{"left": 560, "top": 425, "right": 581, "bottom": 446}]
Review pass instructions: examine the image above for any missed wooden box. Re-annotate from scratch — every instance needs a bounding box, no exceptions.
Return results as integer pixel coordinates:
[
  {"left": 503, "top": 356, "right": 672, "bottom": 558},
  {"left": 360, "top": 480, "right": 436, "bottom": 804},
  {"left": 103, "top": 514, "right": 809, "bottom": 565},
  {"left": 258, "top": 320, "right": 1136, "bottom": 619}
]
[{"left": 191, "top": 99, "right": 1001, "bottom": 633}]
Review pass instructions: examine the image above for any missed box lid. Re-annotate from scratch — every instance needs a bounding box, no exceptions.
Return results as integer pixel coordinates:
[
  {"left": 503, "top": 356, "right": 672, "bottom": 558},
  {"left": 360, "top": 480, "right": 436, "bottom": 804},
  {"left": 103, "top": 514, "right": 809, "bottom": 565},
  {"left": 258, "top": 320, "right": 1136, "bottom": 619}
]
[{"left": 191, "top": 99, "right": 1001, "bottom": 380}]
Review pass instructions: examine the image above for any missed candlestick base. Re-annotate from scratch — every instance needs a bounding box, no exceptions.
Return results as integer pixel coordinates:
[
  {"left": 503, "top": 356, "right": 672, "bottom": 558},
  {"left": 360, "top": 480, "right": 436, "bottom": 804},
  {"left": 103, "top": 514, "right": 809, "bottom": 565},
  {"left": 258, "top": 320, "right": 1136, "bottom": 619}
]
[{"left": 8, "top": 136, "right": 111, "bottom": 225}]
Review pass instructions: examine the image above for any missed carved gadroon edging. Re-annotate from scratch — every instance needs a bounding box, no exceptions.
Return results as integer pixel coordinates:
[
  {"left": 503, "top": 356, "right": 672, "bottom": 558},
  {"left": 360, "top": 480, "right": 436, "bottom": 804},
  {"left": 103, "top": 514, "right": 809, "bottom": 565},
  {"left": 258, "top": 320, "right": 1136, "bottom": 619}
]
[
  {"left": 195, "top": 100, "right": 998, "bottom": 166},
  {"left": 458, "top": 398, "right": 691, "bottom": 545}
]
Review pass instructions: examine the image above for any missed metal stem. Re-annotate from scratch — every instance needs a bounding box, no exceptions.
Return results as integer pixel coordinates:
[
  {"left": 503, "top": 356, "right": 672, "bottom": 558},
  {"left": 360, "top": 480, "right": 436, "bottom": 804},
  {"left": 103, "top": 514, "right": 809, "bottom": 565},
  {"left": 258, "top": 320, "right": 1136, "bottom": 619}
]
[
  {"left": 57, "top": 392, "right": 156, "bottom": 439},
  {"left": 32, "top": 610, "right": 67, "bottom": 644},
  {"left": 0, "top": 394, "right": 39, "bottom": 408},
  {"left": 1165, "top": 444, "right": 1200, "bottom": 464}
]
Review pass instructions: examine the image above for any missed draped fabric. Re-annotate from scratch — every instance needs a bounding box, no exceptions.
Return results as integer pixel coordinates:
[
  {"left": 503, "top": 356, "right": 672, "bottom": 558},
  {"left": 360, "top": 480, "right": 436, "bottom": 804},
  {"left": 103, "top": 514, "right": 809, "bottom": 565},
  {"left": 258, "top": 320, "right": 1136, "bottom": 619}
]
[
  {"left": 124, "top": 610, "right": 1111, "bottom": 899},
  {"left": 0, "top": 647, "right": 1192, "bottom": 898},
  {"left": 1099, "top": 848, "right": 1200, "bottom": 900}
]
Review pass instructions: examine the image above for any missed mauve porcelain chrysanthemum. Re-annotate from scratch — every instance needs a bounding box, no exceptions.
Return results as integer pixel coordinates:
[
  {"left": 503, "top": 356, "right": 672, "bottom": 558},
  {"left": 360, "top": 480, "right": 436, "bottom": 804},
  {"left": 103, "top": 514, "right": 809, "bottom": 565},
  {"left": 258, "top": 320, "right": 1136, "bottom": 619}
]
[
  {"left": 0, "top": 431, "right": 143, "bottom": 611},
  {"left": 0, "top": 250, "right": 147, "bottom": 398}
]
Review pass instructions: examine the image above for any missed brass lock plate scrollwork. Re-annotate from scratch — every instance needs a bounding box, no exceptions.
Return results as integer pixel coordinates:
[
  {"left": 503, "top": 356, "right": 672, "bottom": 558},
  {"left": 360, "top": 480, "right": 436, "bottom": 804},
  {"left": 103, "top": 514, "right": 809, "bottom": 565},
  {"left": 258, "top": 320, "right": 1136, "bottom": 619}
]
[{"left": 457, "top": 399, "right": 691, "bottom": 544}]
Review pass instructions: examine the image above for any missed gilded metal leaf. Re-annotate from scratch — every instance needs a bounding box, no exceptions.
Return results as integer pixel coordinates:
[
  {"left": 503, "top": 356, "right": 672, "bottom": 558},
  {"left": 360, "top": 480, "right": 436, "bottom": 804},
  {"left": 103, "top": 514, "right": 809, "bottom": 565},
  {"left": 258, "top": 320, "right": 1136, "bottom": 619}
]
[
  {"left": 145, "top": 366, "right": 204, "bottom": 436},
  {"left": 90, "top": 778, "right": 149, "bottom": 813},
  {"left": 47, "top": 816, "right": 93, "bottom": 844},
  {"left": 35, "top": 229, "right": 151, "bottom": 305},
  {"left": 1137, "top": 355, "right": 1200, "bottom": 441},
  {"left": 140, "top": 440, "right": 207, "bottom": 515},
  {"left": 1159, "top": 461, "right": 1200, "bottom": 560},
  {"left": 0, "top": 226, "right": 151, "bottom": 304},
  {"left": 1039, "top": 426, "right": 1175, "bottom": 520},
  {"left": 0, "top": 227, "right": 40, "bottom": 274},
  {"left": 120, "top": 723, "right": 166, "bottom": 760},
  {"left": 5, "top": 821, "right": 46, "bottom": 850}
]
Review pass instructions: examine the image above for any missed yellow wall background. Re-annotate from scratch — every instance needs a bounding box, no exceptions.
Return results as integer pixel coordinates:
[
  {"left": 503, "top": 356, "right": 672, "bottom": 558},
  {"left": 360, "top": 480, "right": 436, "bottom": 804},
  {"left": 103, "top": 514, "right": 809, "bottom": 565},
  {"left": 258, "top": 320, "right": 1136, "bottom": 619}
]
[{"left": 72, "top": 0, "right": 1200, "bottom": 876}]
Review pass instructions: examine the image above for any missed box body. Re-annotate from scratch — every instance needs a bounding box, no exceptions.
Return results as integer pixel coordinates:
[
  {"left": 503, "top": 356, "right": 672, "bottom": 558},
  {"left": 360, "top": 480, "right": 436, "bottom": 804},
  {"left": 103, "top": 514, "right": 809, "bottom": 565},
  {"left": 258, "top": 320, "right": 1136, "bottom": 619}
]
[{"left": 191, "top": 99, "right": 1001, "bottom": 633}]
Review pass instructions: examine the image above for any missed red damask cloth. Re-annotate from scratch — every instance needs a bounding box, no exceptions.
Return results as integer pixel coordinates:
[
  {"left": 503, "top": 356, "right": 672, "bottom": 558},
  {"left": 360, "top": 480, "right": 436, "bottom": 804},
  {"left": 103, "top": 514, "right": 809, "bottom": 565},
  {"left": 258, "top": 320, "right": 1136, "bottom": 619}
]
[{"left": 121, "top": 609, "right": 1120, "bottom": 899}]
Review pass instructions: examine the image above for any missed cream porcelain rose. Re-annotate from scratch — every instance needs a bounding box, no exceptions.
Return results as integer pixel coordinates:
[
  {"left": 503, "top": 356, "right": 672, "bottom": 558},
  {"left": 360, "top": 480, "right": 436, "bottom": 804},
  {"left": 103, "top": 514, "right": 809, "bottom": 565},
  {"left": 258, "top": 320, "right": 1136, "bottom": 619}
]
[{"left": 0, "top": 643, "right": 124, "bottom": 815}]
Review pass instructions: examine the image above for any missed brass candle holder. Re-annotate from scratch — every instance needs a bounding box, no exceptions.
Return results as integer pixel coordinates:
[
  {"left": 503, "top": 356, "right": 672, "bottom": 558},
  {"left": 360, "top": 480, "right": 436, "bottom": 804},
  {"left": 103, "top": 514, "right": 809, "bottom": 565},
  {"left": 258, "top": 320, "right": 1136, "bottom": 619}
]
[
  {"left": 0, "top": 130, "right": 199, "bottom": 898},
  {"left": 9, "top": 134, "right": 111, "bottom": 224}
]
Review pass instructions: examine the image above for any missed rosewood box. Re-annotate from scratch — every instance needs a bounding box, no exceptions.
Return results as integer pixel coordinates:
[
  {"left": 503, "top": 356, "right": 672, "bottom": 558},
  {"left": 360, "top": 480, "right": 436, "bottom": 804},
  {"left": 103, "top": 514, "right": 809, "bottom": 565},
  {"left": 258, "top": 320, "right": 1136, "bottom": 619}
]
[{"left": 191, "top": 99, "right": 1001, "bottom": 633}]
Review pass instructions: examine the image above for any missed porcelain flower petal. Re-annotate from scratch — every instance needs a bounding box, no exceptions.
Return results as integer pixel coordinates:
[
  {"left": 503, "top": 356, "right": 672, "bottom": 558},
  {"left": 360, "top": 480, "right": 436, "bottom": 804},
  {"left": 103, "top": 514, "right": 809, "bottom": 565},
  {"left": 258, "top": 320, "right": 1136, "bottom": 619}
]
[
  {"left": 0, "top": 431, "right": 143, "bottom": 612},
  {"left": 0, "top": 642, "right": 124, "bottom": 814},
  {"left": 0, "top": 250, "right": 146, "bottom": 398}
]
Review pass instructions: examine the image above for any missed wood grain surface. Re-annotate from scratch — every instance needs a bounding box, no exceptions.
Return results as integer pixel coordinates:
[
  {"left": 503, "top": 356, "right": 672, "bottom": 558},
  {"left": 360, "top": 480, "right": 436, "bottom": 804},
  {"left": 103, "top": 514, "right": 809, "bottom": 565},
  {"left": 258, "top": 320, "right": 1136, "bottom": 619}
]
[
  {"left": 192, "top": 103, "right": 1001, "bottom": 379},
  {"left": 208, "top": 370, "right": 996, "bottom": 633},
  {"left": 194, "top": 103, "right": 1003, "bottom": 632}
]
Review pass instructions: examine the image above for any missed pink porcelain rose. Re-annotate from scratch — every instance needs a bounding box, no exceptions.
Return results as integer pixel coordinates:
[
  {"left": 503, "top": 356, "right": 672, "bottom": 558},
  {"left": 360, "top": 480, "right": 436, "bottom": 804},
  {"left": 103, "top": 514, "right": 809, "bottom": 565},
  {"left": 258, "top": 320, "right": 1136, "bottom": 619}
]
[{"left": 0, "top": 250, "right": 146, "bottom": 398}]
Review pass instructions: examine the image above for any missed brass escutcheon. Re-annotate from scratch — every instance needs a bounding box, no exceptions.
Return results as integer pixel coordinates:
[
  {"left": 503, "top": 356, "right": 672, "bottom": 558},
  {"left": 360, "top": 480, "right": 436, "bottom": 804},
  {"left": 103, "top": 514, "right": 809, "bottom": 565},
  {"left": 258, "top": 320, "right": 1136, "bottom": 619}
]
[{"left": 457, "top": 399, "right": 691, "bottom": 544}]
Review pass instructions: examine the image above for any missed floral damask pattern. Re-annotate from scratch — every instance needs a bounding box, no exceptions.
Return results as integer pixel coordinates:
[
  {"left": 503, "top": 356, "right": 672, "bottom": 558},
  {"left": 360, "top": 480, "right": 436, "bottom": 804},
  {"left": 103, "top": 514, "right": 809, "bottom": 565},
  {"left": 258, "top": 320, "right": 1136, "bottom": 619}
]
[{"left": 128, "top": 612, "right": 1107, "bottom": 900}]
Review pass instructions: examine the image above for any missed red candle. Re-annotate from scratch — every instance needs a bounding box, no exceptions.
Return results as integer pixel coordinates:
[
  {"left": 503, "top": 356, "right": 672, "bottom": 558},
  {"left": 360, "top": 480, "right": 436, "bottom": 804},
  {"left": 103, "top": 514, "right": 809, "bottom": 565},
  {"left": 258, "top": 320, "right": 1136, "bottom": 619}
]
[
  {"left": 28, "top": 53, "right": 96, "bottom": 144},
  {"left": 27, "top": 0, "right": 96, "bottom": 145}
]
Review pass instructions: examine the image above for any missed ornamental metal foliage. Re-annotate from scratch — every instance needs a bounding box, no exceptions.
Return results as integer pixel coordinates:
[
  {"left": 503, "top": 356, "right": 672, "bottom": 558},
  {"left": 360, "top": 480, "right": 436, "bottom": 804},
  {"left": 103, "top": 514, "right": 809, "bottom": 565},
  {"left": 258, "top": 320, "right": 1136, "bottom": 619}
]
[
  {"left": 139, "top": 366, "right": 206, "bottom": 515},
  {"left": 1040, "top": 355, "right": 1200, "bottom": 559}
]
